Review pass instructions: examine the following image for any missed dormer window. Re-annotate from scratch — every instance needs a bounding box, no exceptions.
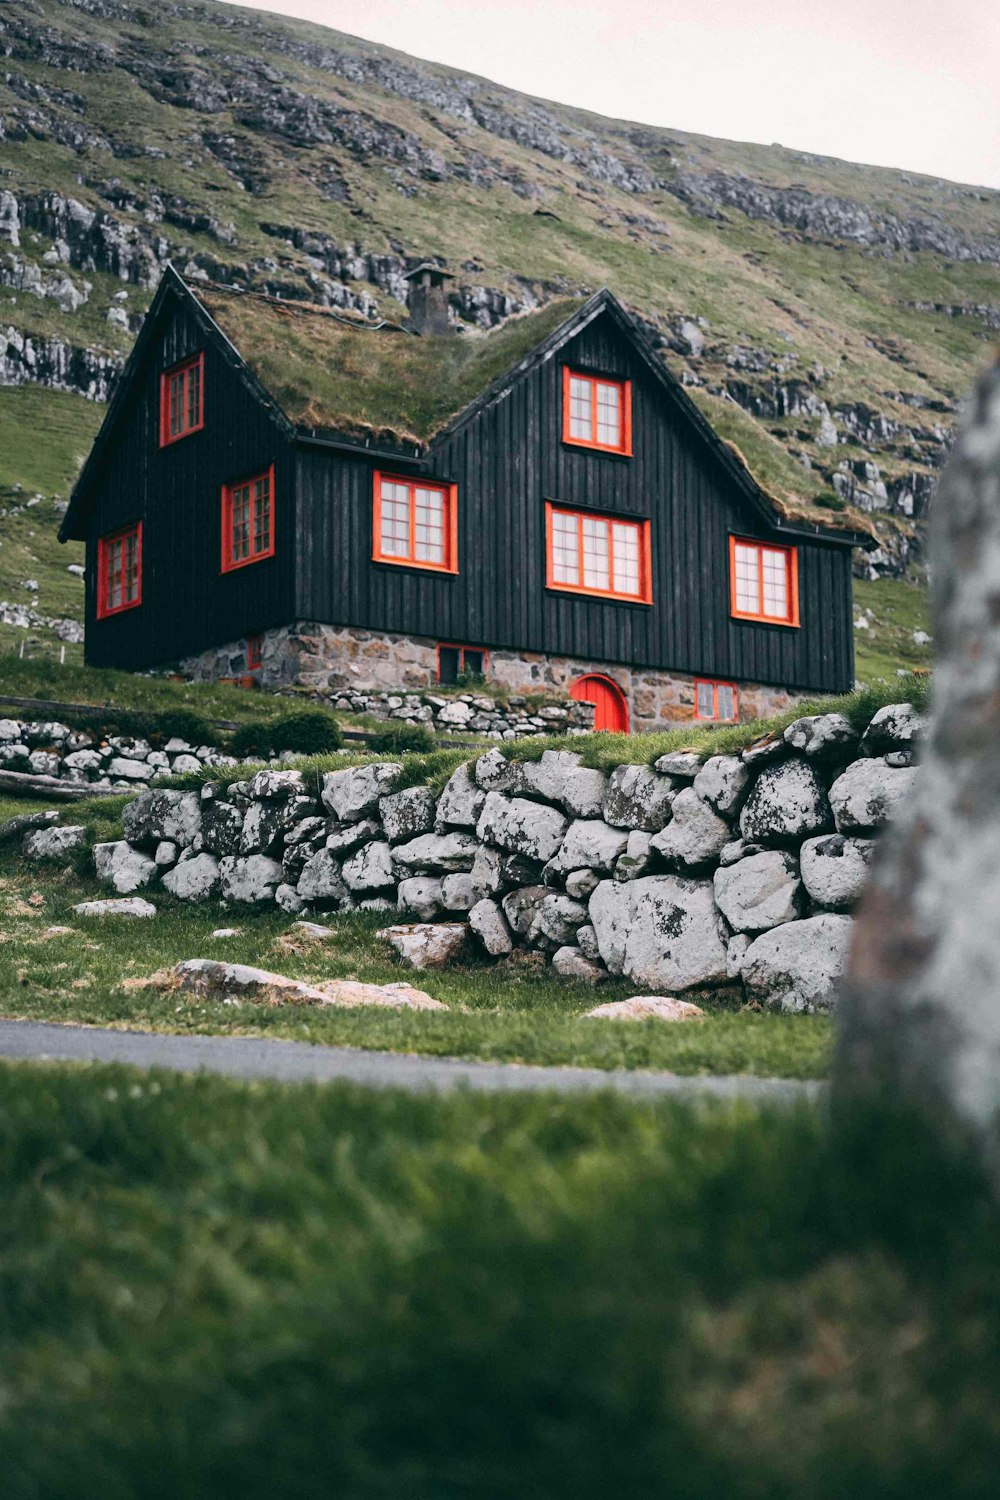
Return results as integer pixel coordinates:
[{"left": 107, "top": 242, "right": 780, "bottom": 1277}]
[
  {"left": 562, "top": 368, "right": 632, "bottom": 455},
  {"left": 160, "top": 352, "right": 204, "bottom": 446}
]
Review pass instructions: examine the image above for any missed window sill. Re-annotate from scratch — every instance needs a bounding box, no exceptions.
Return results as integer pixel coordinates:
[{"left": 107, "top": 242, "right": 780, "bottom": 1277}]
[{"left": 546, "top": 583, "right": 652, "bottom": 608}]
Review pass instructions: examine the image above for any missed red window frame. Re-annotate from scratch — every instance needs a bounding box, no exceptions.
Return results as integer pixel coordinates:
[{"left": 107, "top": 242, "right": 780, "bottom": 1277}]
[
  {"left": 545, "top": 502, "right": 652, "bottom": 604},
  {"left": 372, "top": 471, "right": 458, "bottom": 574},
  {"left": 436, "top": 643, "right": 489, "bottom": 684},
  {"left": 159, "top": 352, "right": 204, "bottom": 447},
  {"left": 96, "top": 522, "right": 142, "bottom": 620},
  {"left": 221, "top": 465, "right": 275, "bottom": 574},
  {"left": 247, "top": 633, "right": 264, "bottom": 671},
  {"left": 562, "top": 367, "right": 632, "bottom": 455},
  {"left": 694, "top": 679, "right": 739, "bottom": 722},
  {"left": 729, "top": 536, "right": 800, "bottom": 627}
]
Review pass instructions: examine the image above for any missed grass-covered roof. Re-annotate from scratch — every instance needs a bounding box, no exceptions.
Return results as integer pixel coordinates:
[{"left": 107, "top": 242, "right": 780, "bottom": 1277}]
[{"left": 194, "top": 283, "right": 580, "bottom": 446}]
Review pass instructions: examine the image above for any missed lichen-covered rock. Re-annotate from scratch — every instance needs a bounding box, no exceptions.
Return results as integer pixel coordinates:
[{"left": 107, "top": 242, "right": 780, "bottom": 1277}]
[
  {"left": 548, "top": 818, "right": 629, "bottom": 873},
  {"left": 200, "top": 800, "right": 243, "bottom": 857},
  {"left": 321, "top": 762, "right": 402, "bottom": 821},
  {"left": 275, "top": 882, "right": 306, "bottom": 914},
  {"left": 577, "top": 923, "right": 601, "bottom": 962},
  {"left": 324, "top": 819, "right": 381, "bottom": 857},
  {"left": 154, "top": 841, "right": 178, "bottom": 868},
  {"left": 650, "top": 787, "right": 731, "bottom": 871},
  {"left": 240, "top": 799, "right": 286, "bottom": 855},
  {"left": 341, "top": 840, "right": 395, "bottom": 892},
  {"left": 501, "top": 885, "right": 549, "bottom": 938},
  {"left": 739, "top": 759, "right": 833, "bottom": 846},
  {"left": 435, "top": 761, "right": 487, "bottom": 829},
  {"left": 162, "top": 853, "right": 222, "bottom": 903},
  {"left": 799, "top": 833, "right": 874, "bottom": 909},
  {"left": 829, "top": 758, "right": 917, "bottom": 832},
  {"left": 173, "top": 958, "right": 331, "bottom": 1005},
  {"left": 713, "top": 851, "right": 802, "bottom": 933},
  {"left": 474, "top": 748, "right": 524, "bottom": 793},
  {"left": 741, "top": 913, "right": 853, "bottom": 1012},
  {"left": 584, "top": 996, "right": 706, "bottom": 1021},
  {"left": 519, "top": 749, "right": 583, "bottom": 804},
  {"left": 653, "top": 751, "right": 702, "bottom": 779},
  {"left": 527, "top": 892, "right": 589, "bottom": 950},
  {"left": 469, "top": 843, "right": 543, "bottom": 899},
  {"left": 860, "top": 702, "right": 926, "bottom": 757},
  {"left": 692, "top": 755, "right": 749, "bottom": 815},
  {"left": 588, "top": 875, "right": 728, "bottom": 991},
  {"left": 602, "top": 764, "right": 676, "bottom": 831},
  {"left": 727, "top": 932, "right": 751, "bottom": 979},
  {"left": 476, "top": 792, "right": 568, "bottom": 863},
  {"left": 440, "top": 872, "right": 475, "bottom": 911},
  {"left": 397, "top": 876, "right": 444, "bottom": 920},
  {"left": 296, "top": 849, "right": 351, "bottom": 905},
  {"left": 219, "top": 854, "right": 283, "bottom": 905},
  {"left": 109, "top": 756, "right": 155, "bottom": 782},
  {"left": 783, "top": 713, "right": 859, "bottom": 763},
  {"left": 73, "top": 897, "right": 156, "bottom": 919},
  {"left": 468, "top": 897, "right": 514, "bottom": 956},
  {"left": 122, "top": 788, "right": 202, "bottom": 848},
  {"left": 392, "top": 831, "right": 481, "bottom": 874},
  {"left": 379, "top": 785, "right": 437, "bottom": 843},
  {"left": 551, "top": 947, "right": 607, "bottom": 984},
  {"left": 559, "top": 767, "right": 609, "bottom": 819},
  {"left": 565, "top": 868, "right": 601, "bottom": 900},
  {"left": 376, "top": 922, "right": 468, "bottom": 968},
  {"left": 23, "top": 824, "right": 86, "bottom": 861},
  {"left": 315, "top": 978, "right": 448, "bottom": 1010},
  {"left": 246, "top": 768, "right": 307, "bottom": 801},
  {"left": 93, "top": 839, "right": 157, "bottom": 893}
]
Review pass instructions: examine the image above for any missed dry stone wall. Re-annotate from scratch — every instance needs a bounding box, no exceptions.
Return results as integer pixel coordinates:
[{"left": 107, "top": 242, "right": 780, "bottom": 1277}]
[{"left": 75, "top": 702, "right": 924, "bottom": 1011}]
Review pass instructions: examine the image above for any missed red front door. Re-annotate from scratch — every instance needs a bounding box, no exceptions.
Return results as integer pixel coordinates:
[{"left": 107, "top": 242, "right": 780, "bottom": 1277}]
[{"left": 570, "top": 674, "right": 629, "bottom": 733}]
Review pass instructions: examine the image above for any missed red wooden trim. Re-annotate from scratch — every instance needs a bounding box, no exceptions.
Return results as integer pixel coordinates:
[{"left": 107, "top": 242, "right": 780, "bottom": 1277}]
[
  {"left": 435, "top": 642, "right": 490, "bottom": 681},
  {"left": 96, "top": 521, "right": 142, "bottom": 620},
  {"left": 221, "top": 464, "right": 275, "bottom": 574},
  {"left": 544, "top": 501, "right": 652, "bottom": 604},
  {"left": 694, "top": 678, "right": 739, "bottom": 722},
  {"left": 728, "top": 535, "right": 800, "bottom": 627},
  {"left": 159, "top": 351, "right": 205, "bottom": 448},
  {"left": 371, "top": 471, "right": 458, "bottom": 574},
  {"left": 570, "top": 672, "right": 630, "bottom": 733},
  {"left": 561, "top": 366, "right": 632, "bottom": 456}
]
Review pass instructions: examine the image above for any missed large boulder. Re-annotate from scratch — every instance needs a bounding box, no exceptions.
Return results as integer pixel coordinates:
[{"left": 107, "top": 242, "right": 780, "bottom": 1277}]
[
  {"left": 296, "top": 848, "right": 351, "bottom": 905},
  {"left": 519, "top": 749, "right": 583, "bottom": 804},
  {"left": 560, "top": 767, "right": 609, "bottom": 819},
  {"left": 739, "top": 758, "right": 833, "bottom": 846},
  {"left": 712, "top": 850, "right": 802, "bottom": 933},
  {"left": 321, "top": 762, "right": 402, "bottom": 822},
  {"left": 23, "top": 825, "right": 86, "bottom": 861},
  {"left": 72, "top": 897, "right": 156, "bottom": 919},
  {"left": 692, "top": 755, "right": 749, "bottom": 816},
  {"left": 800, "top": 833, "right": 875, "bottom": 910},
  {"left": 173, "top": 958, "right": 331, "bottom": 1006},
  {"left": 218, "top": 854, "right": 283, "bottom": 905},
  {"left": 341, "top": 840, "right": 395, "bottom": 892},
  {"left": 468, "top": 897, "right": 514, "bottom": 956},
  {"left": 783, "top": 713, "right": 859, "bottom": 763},
  {"left": 602, "top": 764, "right": 676, "bottom": 831},
  {"left": 588, "top": 875, "right": 728, "bottom": 991},
  {"left": 93, "top": 840, "right": 157, "bottom": 894},
  {"left": 474, "top": 748, "right": 524, "bottom": 793},
  {"left": 476, "top": 792, "right": 568, "bottom": 863},
  {"left": 860, "top": 702, "right": 925, "bottom": 757},
  {"left": 162, "top": 853, "right": 222, "bottom": 903},
  {"left": 435, "top": 761, "right": 487, "bottom": 829},
  {"left": 397, "top": 876, "right": 444, "bottom": 921},
  {"left": 829, "top": 757, "right": 917, "bottom": 832},
  {"left": 741, "top": 913, "right": 853, "bottom": 1012},
  {"left": 391, "top": 831, "right": 480, "bottom": 874},
  {"left": 379, "top": 785, "right": 437, "bottom": 843},
  {"left": 440, "top": 872, "right": 475, "bottom": 912},
  {"left": 548, "top": 818, "right": 630, "bottom": 874},
  {"left": 122, "top": 788, "right": 202, "bottom": 848},
  {"left": 324, "top": 819, "right": 381, "bottom": 857},
  {"left": 240, "top": 800, "right": 286, "bottom": 856},
  {"left": 376, "top": 922, "right": 468, "bottom": 969},
  {"left": 650, "top": 787, "right": 730, "bottom": 870}
]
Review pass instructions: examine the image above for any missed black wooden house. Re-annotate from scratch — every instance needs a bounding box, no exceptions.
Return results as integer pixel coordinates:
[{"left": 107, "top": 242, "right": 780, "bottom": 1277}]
[{"left": 61, "top": 266, "right": 873, "bottom": 731}]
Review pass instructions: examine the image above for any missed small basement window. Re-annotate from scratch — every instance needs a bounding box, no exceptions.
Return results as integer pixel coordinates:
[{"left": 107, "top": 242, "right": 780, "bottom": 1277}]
[
  {"left": 97, "top": 522, "right": 142, "bottom": 619},
  {"left": 222, "top": 466, "right": 275, "bottom": 572},
  {"left": 247, "top": 633, "right": 264, "bottom": 671},
  {"left": 729, "top": 537, "right": 799, "bottom": 626},
  {"left": 437, "top": 644, "right": 487, "bottom": 685},
  {"left": 695, "top": 679, "right": 738, "bottom": 722},
  {"left": 160, "top": 352, "right": 204, "bottom": 447},
  {"left": 562, "top": 367, "right": 632, "bottom": 455},
  {"left": 546, "top": 502, "right": 651, "bottom": 603}
]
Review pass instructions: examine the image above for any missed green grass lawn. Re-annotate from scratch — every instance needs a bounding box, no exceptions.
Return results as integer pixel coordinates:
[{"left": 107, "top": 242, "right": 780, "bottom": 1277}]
[{"left": 0, "top": 1061, "right": 996, "bottom": 1497}]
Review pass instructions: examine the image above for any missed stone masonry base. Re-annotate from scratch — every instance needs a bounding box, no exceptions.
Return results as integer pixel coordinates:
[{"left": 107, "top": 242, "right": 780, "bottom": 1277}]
[{"left": 180, "top": 622, "right": 807, "bottom": 731}]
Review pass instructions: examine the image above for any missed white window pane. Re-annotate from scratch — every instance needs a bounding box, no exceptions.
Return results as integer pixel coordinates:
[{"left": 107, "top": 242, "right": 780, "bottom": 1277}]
[
  {"left": 582, "top": 516, "right": 610, "bottom": 589},
  {"left": 717, "top": 685, "right": 736, "bottom": 720},
  {"left": 697, "top": 682, "right": 715, "bottom": 718},
  {"left": 734, "top": 543, "right": 760, "bottom": 613},
  {"left": 569, "top": 376, "right": 592, "bottom": 440},
  {"left": 761, "top": 548, "right": 789, "bottom": 618},
  {"left": 596, "top": 382, "right": 621, "bottom": 446},
  {"left": 551, "top": 511, "right": 579, "bottom": 583},
  {"left": 612, "top": 522, "right": 641, "bottom": 594}
]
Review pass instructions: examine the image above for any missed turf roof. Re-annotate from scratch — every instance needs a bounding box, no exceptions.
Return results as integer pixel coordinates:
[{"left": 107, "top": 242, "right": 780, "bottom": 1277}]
[{"left": 194, "top": 283, "right": 581, "bottom": 446}]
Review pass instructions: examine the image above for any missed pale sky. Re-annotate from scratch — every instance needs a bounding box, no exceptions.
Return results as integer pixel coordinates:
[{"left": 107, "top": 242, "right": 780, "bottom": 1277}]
[{"left": 226, "top": 0, "right": 1000, "bottom": 190}]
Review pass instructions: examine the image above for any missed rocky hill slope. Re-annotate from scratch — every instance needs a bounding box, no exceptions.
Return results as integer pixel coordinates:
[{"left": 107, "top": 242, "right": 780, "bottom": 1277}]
[{"left": 1, "top": 0, "right": 994, "bottom": 661}]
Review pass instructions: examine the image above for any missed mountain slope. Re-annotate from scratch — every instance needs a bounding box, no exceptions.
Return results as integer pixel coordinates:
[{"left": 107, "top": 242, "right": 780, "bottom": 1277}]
[{"left": 2, "top": 0, "right": 991, "bottom": 676}]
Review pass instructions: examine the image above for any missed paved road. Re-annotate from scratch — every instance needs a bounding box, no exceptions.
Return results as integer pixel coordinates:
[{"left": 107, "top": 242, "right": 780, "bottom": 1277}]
[{"left": 0, "top": 1018, "right": 820, "bottom": 1101}]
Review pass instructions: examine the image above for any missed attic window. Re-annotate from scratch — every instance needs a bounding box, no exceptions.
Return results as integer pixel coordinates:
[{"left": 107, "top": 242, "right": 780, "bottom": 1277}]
[
  {"left": 545, "top": 502, "right": 651, "bottom": 603},
  {"left": 160, "top": 352, "right": 204, "bottom": 446},
  {"left": 222, "top": 467, "right": 275, "bottom": 573},
  {"left": 695, "top": 679, "right": 738, "bottom": 722},
  {"left": 373, "top": 472, "right": 457, "bottom": 574},
  {"left": 729, "top": 537, "right": 799, "bottom": 626},
  {"left": 562, "top": 368, "right": 632, "bottom": 455},
  {"left": 97, "top": 522, "right": 142, "bottom": 619}
]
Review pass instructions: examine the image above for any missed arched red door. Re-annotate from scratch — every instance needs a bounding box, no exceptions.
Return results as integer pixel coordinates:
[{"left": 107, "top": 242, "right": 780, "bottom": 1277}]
[{"left": 570, "top": 674, "right": 630, "bottom": 733}]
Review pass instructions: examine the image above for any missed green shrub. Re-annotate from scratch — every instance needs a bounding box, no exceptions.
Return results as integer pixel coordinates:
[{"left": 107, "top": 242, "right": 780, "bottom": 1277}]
[
  {"left": 228, "top": 722, "right": 273, "bottom": 761},
  {"left": 268, "top": 709, "right": 342, "bottom": 756},
  {"left": 369, "top": 722, "right": 436, "bottom": 754},
  {"left": 152, "top": 709, "right": 218, "bottom": 747}
]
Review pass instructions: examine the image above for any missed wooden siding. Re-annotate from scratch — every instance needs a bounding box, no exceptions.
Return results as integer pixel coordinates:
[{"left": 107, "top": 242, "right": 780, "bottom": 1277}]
[
  {"left": 295, "top": 312, "right": 855, "bottom": 693},
  {"left": 82, "top": 288, "right": 294, "bottom": 670}
]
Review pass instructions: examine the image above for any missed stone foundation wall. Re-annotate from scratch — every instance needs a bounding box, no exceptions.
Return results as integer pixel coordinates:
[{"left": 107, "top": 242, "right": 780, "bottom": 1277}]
[
  {"left": 76, "top": 701, "right": 925, "bottom": 1013},
  {"left": 179, "top": 623, "right": 808, "bottom": 731}
]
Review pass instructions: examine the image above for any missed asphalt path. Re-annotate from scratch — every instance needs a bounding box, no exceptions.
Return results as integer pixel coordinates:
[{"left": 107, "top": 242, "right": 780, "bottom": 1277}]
[{"left": 0, "top": 1018, "right": 820, "bottom": 1101}]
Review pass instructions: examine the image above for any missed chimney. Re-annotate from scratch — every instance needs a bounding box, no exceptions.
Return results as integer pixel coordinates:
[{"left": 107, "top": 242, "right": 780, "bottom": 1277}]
[{"left": 404, "top": 262, "right": 454, "bottom": 336}]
